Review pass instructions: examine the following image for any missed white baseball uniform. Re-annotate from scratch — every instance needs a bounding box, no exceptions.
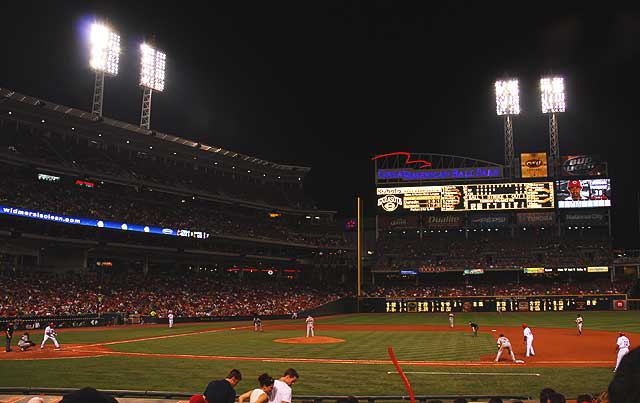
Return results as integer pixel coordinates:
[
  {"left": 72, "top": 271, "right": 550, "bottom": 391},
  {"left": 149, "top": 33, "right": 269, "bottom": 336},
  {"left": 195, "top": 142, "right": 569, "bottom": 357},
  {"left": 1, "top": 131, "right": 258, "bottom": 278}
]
[
  {"left": 306, "top": 316, "right": 315, "bottom": 337},
  {"left": 168, "top": 313, "right": 174, "bottom": 328},
  {"left": 576, "top": 317, "right": 583, "bottom": 335},
  {"left": 495, "top": 336, "right": 516, "bottom": 362},
  {"left": 40, "top": 326, "right": 60, "bottom": 349},
  {"left": 615, "top": 335, "right": 630, "bottom": 371},
  {"left": 448, "top": 313, "right": 454, "bottom": 328},
  {"left": 523, "top": 326, "right": 535, "bottom": 357}
]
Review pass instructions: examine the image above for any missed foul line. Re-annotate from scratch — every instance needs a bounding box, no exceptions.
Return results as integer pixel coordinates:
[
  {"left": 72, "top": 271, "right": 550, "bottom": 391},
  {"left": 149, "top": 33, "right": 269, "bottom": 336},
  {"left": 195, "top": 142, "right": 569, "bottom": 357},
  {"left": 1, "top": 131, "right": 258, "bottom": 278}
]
[{"left": 387, "top": 371, "right": 540, "bottom": 376}]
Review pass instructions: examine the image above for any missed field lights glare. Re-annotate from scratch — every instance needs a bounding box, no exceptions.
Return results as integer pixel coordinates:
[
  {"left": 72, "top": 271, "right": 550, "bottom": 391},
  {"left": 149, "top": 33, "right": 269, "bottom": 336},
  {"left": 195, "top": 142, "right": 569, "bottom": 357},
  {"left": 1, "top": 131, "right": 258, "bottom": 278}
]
[
  {"left": 90, "top": 23, "right": 120, "bottom": 75},
  {"left": 140, "top": 43, "right": 166, "bottom": 92},
  {"left": 495, "top": 79, "right": 520, "bottom": 116},
  {"left": 540, "top": 77, "right": 565, "bottom": 113}
]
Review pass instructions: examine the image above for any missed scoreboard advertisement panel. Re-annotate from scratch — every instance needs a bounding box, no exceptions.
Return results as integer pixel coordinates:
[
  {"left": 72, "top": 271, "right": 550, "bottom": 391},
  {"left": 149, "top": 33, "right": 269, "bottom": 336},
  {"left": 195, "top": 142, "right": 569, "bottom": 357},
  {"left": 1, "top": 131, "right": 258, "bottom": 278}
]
[{"left": 377, "top": 181, "right": 554, "bottom": 213}]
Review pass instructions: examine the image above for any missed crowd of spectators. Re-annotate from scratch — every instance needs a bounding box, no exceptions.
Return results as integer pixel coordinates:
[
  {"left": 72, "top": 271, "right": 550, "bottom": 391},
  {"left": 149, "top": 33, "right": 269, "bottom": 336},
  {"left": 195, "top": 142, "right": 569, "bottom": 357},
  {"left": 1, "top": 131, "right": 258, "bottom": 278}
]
[
  {"left": 0, "top": 164, "right": 347, "bottom": 247},
  {"left": 374, "top": 234, "right": 612, "bottom": 271},
  {"left": 0, "top": 271, "right": 350, "bottom": 318},
  {"left": 0, "top": 126, "right": 313, "bottom": 209}
]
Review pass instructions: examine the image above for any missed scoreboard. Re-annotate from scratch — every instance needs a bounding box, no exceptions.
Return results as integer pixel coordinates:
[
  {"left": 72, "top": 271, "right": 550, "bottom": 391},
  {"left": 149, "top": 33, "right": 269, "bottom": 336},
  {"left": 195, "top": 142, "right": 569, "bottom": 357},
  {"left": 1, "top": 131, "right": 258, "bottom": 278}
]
[
  {"left": 361, "top": 295, "right": 625, "bottom": 313},
  {"left": 377, "top": 181, "right": 554, "bottom": 213}
]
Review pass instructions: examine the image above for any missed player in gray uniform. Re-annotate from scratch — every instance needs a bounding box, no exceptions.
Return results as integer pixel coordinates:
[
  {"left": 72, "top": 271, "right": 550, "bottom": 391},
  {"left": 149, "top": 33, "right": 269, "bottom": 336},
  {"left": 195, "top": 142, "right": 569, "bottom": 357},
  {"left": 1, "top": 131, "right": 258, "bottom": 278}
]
[{"left": 18, "top": 332, "right": 36, "bottom": 351}]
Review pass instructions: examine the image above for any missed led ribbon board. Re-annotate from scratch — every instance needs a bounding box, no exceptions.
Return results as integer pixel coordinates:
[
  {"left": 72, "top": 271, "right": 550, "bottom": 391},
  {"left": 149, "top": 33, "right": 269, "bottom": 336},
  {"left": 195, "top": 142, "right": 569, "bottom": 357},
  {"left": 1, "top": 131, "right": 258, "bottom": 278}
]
[
  {"left": 377, "top": 182, "right": 554, "bottom": 213},
  {"left": 0, "top": 205, "right": 208, "bottom": 239}
]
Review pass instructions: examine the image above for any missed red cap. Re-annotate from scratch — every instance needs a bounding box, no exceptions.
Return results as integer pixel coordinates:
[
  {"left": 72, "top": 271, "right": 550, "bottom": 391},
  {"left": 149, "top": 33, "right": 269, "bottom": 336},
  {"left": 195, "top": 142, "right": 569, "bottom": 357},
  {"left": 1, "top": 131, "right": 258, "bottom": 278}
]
[
  {"left": 190, "top": 395, "right": 207, "bottom": 403},
  {"left": 619, "top": 332, "right": 625, "bottom": 337},
  {"left": 522, "top": 323, "right": 527, "bottom": 329},
  {"left": 568, "top": 180, "right": 581, "bottom": 189}
]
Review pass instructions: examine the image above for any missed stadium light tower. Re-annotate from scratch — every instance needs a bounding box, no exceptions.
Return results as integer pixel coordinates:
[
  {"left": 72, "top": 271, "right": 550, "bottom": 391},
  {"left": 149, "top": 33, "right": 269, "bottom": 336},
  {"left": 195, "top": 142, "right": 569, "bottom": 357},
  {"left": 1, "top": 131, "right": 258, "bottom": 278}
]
[
  {"left": 89, "top": 23, "right": 120, "bottom": 116},
  {"left": 495, "top": 79, "right": 520, "bottom": 178},
  {"left": 139, "top": 43, "right": 166, "bottom": 130},
  {"left": 540, "top": 77, "right": 565, "bottom": 175}
]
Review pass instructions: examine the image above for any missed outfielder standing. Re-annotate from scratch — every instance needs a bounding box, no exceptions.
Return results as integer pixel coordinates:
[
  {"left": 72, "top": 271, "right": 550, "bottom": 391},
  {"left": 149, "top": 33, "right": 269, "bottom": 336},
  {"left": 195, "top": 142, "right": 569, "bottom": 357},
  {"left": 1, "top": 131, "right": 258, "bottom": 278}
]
[
  {"left": 305, "top": 315, "right": 314, "bottom": 337},
  {"left": 448, "top": 313, "right": 454, "bottom": 328},
  {"left": 523, "top": 323, "right": 535, "bottom": 357},
  {"left": 576, "top": 314, "right": 583, "bottom": 335},
  {"left": 168, "top": 311, "right": 174, "bottom": 328},
  {"left": 254, "top": 315, "right": 262, "bottom": 332},
  {"left": 40, "top": 323, "right": 60, "bottom": 349},
  {"left": 614, "top": 332, "right": 631, "bottom": 372},
  {"left": 495, "top": 334, "right": 517, "bottom": 363}
]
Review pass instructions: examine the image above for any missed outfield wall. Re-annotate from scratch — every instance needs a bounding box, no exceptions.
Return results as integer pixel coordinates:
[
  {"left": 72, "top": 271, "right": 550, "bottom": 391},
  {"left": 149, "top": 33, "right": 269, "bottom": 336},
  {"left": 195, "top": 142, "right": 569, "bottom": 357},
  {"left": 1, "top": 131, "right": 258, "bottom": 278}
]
[{"left": 360, "top": 294, "right": 627, "bottom": 313}]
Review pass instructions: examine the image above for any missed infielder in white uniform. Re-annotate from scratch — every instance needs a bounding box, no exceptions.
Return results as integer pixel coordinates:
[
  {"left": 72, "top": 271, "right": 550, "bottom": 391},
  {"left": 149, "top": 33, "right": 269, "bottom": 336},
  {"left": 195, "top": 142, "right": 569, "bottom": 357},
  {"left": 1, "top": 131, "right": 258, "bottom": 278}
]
[
  {"left": 448, "top": 313, "right": 454, "bottom": 328},
  {"left": 576, "top": 314, "right": 583, "bottom": 335},
  {"left": 495, "top": 334, "right": 517, "bottom": 363},
  {"left": 305, "top": 315, "right": 314, "bottom": 337},
  {"left": 168, "top": 312, "right": 174, "bottom": 328},
  {"left": 40, "top": 323, "right": 60, "bottom": 349},
  {"left": 614, "top": 332, "right": 631, "bottom": 371},
  {"left": 522, "top": 323, "right": 535, "bottom": 357}
]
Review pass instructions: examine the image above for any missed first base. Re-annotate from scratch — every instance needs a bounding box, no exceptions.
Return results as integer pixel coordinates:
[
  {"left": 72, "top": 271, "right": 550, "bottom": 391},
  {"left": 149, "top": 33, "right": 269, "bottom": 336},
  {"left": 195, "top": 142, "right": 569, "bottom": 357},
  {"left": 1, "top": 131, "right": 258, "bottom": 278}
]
[{"left": 515, "top": 359, "right": 525, "bottom": 364}]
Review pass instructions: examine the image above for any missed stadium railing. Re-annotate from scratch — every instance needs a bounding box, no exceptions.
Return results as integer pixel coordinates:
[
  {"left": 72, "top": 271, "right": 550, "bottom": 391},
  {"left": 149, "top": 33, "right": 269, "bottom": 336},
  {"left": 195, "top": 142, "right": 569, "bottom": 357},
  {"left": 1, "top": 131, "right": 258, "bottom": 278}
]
[{"left": 0, "top": 387, "right": 532, "bottom": 402}]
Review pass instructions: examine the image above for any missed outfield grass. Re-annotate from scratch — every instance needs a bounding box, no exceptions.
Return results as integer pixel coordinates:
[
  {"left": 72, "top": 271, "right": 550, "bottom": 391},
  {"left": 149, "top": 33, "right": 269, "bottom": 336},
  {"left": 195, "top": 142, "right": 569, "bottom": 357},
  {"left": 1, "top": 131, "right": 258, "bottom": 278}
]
[{"left": 0, "top": 311, "right": 636, "bottom": 397}]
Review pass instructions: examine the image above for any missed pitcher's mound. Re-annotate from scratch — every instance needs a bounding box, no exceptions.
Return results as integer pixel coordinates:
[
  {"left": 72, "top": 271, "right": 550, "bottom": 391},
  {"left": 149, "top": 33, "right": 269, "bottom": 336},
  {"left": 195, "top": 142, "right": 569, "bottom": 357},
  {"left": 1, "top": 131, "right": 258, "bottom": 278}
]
[{"left": 273, "top": 336, "right": 345, "bottom": 344}]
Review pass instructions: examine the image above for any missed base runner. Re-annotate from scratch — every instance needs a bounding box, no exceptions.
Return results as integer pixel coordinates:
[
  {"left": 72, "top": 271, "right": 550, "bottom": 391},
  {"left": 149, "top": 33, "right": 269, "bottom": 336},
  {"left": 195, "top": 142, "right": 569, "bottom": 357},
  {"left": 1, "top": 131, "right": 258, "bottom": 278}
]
[
  {"left": 614, "top": 332, "right": 631, "bottom": 372},
  {"left": 495, "top": 334, "right": 517, "bottom": 363},
  {"left": 40, "top": 323, "right": 60, "bottom": 349},
  {"left": 448, "top": 313, "right": 454, "bottom": 328},
  {"left": 168, "top": 311, "right": 174, "bottom": 328}
]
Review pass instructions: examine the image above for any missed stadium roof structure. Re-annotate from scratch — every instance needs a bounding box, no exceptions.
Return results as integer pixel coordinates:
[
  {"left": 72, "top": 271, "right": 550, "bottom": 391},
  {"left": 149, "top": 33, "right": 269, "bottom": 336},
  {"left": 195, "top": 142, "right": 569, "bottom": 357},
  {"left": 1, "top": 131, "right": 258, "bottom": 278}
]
[{"left": 0, "top": 87, "right": 310, "bottom": 176}]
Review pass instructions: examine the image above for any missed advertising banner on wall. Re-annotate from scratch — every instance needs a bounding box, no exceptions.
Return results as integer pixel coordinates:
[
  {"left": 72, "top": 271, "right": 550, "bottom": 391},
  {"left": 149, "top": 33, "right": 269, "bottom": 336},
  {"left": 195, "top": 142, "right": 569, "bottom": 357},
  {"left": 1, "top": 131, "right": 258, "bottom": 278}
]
[
  {"left": 560, "top": 155, "right": 606, "bottom": 177},
  {"left": 378, "top": 215, "right": 419, "bottom": 229},
  {"left": 516, "top": 212, "right": 556, "bottom": 226},
  {"left": 468, "top": 213, "right": 510, "bottom": 227},
  {"left": 521, "top": 153, "right": 548, "bottom": 178},
  {"left": 563, "top": 212, "right": 608, "bottom": 225},
  {"left": 556, "top": 179, "right": 611, "bottom": 208},
  {"left": 423, "top": 214, "right": 464, "bottom": 229}
]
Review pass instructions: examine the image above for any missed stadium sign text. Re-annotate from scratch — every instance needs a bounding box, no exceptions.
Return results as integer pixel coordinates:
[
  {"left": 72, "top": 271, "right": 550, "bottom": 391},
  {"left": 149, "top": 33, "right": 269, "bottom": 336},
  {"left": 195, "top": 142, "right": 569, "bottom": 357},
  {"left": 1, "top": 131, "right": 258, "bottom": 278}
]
[{"left": 377, "top": 167, "right": 502, "bottom": 181}]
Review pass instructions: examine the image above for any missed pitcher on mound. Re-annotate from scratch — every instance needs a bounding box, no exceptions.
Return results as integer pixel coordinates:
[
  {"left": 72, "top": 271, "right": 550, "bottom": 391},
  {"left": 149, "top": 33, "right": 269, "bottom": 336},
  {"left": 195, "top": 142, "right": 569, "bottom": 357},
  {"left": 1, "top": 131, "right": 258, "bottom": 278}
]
[{"left": 305, "top": 315, "right": 315, "bottom": 337}]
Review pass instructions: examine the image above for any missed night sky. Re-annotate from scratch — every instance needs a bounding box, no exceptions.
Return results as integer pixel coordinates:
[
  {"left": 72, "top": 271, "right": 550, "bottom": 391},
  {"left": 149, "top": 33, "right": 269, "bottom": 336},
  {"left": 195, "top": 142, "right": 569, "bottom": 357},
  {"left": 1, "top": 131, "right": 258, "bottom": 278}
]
[{"left": 1, "top": 3, "right": 639, "bottom": 247}]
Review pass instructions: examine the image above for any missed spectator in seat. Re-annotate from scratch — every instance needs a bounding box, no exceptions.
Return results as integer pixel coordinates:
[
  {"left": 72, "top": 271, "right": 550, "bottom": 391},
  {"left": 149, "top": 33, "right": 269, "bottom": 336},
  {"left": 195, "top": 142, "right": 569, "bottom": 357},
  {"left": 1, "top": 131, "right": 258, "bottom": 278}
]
[
  {"left": 540, "top": 388, "right": 557, "bottom": 403},
  {"left": 269, "top": 368, "right": 298, "bottom": 403},
  {"left": 608, "top": 347, "right": 640, "bottom": 403},
  {"left": 204, "top": 369, "right": 242, "bottom": 403},
  {"left": 59, "top": 387, "right": 117, "bottom": 403},
  {"left": 577, "top": 394, "right": 593, "bottom": 403},
  {"left": 237, "top": 373, "right": 275, "bottom": 403}
]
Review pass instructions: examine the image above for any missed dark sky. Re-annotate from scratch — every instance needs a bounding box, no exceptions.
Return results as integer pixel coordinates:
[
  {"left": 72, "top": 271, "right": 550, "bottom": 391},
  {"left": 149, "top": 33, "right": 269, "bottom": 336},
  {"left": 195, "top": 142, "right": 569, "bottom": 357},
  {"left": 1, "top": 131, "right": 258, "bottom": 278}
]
[{"left": 1, "top": 3, "right": 639, "bottom": 247}]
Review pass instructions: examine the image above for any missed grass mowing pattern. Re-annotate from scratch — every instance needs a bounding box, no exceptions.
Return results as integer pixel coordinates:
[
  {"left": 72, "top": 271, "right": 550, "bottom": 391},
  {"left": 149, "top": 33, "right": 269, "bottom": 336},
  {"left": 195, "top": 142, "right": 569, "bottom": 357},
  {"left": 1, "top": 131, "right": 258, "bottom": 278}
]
[{"left": 110, "top": 329, "right": 496, "bottom": 361}]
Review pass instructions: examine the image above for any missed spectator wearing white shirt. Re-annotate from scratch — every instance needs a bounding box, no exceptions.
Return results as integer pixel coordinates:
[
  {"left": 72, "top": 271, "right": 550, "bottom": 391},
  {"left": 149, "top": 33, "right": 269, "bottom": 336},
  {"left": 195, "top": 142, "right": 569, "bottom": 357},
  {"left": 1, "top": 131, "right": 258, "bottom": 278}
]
[
  {"left": 268, "top": 368, "right": 299, "bottom": 403},
  {"left": 238, "top": 373, "right": 274, "bottom": 403}
]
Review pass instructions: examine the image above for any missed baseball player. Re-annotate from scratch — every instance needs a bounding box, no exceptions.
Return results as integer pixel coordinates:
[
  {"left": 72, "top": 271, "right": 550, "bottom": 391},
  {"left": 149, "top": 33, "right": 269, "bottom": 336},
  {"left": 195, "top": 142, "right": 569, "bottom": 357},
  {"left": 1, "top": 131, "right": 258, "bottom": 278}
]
[
  {"left": 523, "top": 324, "right": 535, "bottom": 357},
  {"left": 576, "top": 314, "right": 583, "bottom": 335},
  {"left": 18, "top": 332, "right": 36, "bottom": 351},
  {"left": 168, "top": 311, "right": 174, "bottom": 328},
  {"left": 254, "top": 315, "right": 262, "bottom": 332},
  {"left": 305, "top": 315, "right": 315, "bottom": 337},
  {"left": 448, "top": 313, "right": 454, "bottom": 328},
  {"left": 40, "top": 322, "right": 60, "bottom": 349},
  {"left": 469, "top": 321, "right": 479, "bottom": 337},
  {"left": 614, "top": 332, "right": 631, "bottom": 372},
  {"left": 495, "top": 334, "right": 517, "bottom": 363},
  {"left": 566, "top": 180, "right": 588, "bottom": 201}
]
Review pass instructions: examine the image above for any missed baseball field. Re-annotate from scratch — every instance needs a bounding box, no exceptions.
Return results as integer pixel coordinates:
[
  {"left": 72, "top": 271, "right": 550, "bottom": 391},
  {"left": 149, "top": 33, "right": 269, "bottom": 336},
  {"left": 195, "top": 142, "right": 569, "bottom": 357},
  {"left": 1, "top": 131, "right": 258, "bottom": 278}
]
[{"left": 1, "top": 311, "right": 638, "bottom": 398}]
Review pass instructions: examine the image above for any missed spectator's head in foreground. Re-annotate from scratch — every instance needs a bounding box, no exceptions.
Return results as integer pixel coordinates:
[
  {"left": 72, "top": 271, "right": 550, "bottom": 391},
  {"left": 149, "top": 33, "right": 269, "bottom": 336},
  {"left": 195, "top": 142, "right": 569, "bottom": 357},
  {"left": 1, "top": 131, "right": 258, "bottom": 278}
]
[
  {"left": 540, "top": 388, "right": 556, "bottom": 403},
  {"left": 453, "top": 398, "right": 468, "bottom": 403},
  {"left": 577, "top": 394, "right": 593, "bottom": 403},
  {"left": 258, "top": 373, "right": 275, "bottom": 393},
  {"left": 226, "top": 369, "right": 242, "bottom": 386},
  {"left": 609, "top": 347, "right": 640, "bottom": 403},
  {"left": 550, "top": 393, "right": 566, "bottom": 403},
  {"left": 59, "top": 387, "right": 117, "bottom": 403},
  {"left": 335, "top": 397, "right": 358, "bottom": 403},
  {"left": 281, "top": 368, "right": 299, "bottom": 386},
  {"left": 488, "top": 398, "right": 503, "bottom": 403}
]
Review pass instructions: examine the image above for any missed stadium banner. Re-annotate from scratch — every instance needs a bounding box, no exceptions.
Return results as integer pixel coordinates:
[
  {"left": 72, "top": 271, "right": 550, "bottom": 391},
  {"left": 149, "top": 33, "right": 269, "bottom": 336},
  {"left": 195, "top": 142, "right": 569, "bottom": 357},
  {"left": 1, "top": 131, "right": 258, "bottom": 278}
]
[
  {"left": 0, "top": 205, "right": 209, "bottom": 239},
  {"left": 516, "top": 212, "right": 556, "bottom": 226},
  {"left": 378, "top": 215, "right": 419, "bottom": 229},
  {"left": 520, "top": 152, "right": 548, "bottom": 178},
  {"left": 560, "top": 155, "right": 606, "bottom": 177},
  {"left": 423, "top": 214, "right": 463, "bottom": 229},
  {"left": 376, "top": 181, "right": 554, "bottom": 213},
  {"left": 376, "top": 167, "right": 503, "bottom": 181},
  {"left": 468, "top": 213, "right": 510, "bottom": 227},
  {"left": 563, "top": 212, "right": 608, "bottom": 225},
  {"left": 360, "top": 294, "right": 626, "bottom": 313},
  {"left": 556, "top": 179, "right": 611, "bottom": 208}
]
